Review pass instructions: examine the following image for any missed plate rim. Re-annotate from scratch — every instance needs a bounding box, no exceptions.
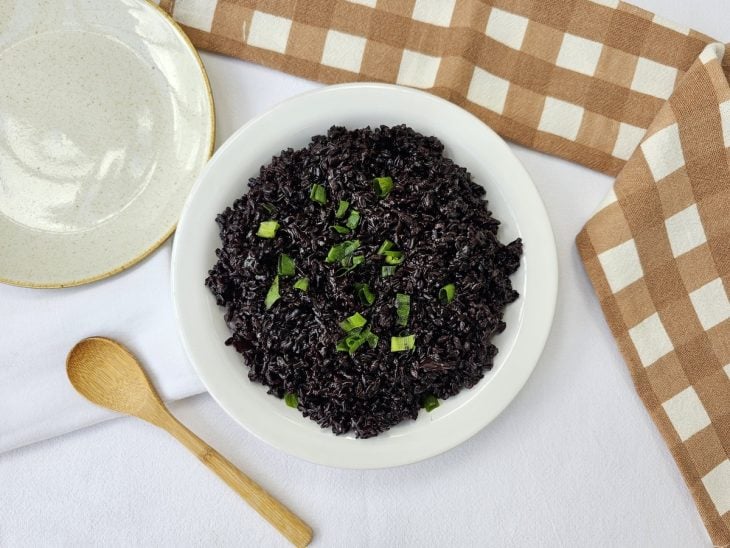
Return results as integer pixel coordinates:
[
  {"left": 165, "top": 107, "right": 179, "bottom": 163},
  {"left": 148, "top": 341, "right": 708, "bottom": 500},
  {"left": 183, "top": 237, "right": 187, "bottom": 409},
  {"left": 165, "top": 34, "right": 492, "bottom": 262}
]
[
  {"left": 0, "top": 0, "right": 216, "bottom": 289},
  {"left": 172, "top": 82, "right": 558, "bottom": 469}
]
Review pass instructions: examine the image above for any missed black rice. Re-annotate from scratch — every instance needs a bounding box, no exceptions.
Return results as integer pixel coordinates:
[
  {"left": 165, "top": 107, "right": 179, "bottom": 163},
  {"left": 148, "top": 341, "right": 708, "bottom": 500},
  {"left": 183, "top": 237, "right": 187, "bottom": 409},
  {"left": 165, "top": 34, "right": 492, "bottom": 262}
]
[{"left": 206, "top": 125, "right": 523, "bottom": 438}]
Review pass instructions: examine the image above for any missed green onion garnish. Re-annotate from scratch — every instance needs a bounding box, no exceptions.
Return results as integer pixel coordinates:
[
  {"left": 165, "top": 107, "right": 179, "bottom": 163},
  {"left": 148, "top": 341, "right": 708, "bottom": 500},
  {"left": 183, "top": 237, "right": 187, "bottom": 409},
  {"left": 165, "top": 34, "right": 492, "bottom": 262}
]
[
  {"left": 372, "top": 176, "right": 393, "bottom": 198},
  {"left": 257, "top": 220, "right": 280, "bottom": 238},
  {"left": 338, "top": 254, "right": 365, "bottom": 274},
  {"left": 391, "top": 334, "right": 415, "bottom": 352},
  {"left": 326, "top": 239, "right": 360, "bottom": 263},
  {"left": 309, "top": 183, "right": 327, "bottom": 204},
  {"left": 326, "top": 247, "right": 342, "bottom": 263},
  {"left": 284, "top": 393, "right": 299, "bottom": 408},
  {"left": 264, "top": 275, "right": 280, "bottom": 309},
  {"left": 339, "top": 312, "right": 367, "bottom": 332},
  {"left": 262, "top": 202, "right": 277, "bottom": 214},
  {"left": 335, "top": 200, "right": 350, "bottom": 219},
  {"left": 378, "top": 241, "right": 404, "bottom": 265},
  {"left": 365, "top": 329, "right": 379, "bottom": 348},
  {"left": 345, "top": 210, "right": 360, "bottom": 230},
  {"left": 354, "top": 283, "right": 375, "bottom": 306},
  {"left": 345, "top": 333, "right": 367, "bottom": 353},
  {"left": 422, "top": 395, "right": 439, "bottom": 412},
  {"left": 337, "top": 333, "right": 366, "bottom": 354},
  {"left": 331, "top": 225, "right": 351, "bottom": 234},
  {"left": 293, "top": 277, "right": 309, "bottom": 291},
  {"left": 377, "top": 240, "right": 395, "bottom": 255},
  {"left": 384, "top": 250, "right": 404, "bottom": 265},
  {"left": 395, "top": 293, "right": 410, "bottom": 326},
  {"left": 439, "top": 283, "right": 456, "bottom": 304},
  {"left": 337, "top": 334, "right": 358, "bottom": 352},
  {"left": 278, "top": 253, "right": 295, "bottom": 277},
  {"left": 336, "top": 328, "right": 379, "bottom": 354},
  {"left": 382, "top": 265, "right": 397, "bottom": 277}
]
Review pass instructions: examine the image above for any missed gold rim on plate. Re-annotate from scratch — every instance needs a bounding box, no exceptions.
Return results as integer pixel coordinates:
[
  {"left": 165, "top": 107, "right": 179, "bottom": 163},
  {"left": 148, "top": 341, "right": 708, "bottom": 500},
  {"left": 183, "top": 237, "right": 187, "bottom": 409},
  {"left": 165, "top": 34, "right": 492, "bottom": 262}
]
[{"left": 0, "top": 0, "right": 216, "bottom": 289}]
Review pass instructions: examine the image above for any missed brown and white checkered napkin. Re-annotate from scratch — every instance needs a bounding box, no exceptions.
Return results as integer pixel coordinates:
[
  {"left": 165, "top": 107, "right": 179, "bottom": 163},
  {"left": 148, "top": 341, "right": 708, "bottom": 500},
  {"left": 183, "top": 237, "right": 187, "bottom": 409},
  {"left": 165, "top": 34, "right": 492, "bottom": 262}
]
[
  {"left": 160, "top": 0, "right": 729, "bottom": 542},
  {"left": 578, "top": 42, "right": 730, "bottom": 544}
]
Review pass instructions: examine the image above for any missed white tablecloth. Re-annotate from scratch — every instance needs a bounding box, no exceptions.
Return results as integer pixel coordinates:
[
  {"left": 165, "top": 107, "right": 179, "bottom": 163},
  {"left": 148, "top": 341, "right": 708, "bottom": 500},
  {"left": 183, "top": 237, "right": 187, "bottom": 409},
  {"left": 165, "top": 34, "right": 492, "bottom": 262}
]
[{"left": 1, "top": 1, "right": 727, "bottom": 545}]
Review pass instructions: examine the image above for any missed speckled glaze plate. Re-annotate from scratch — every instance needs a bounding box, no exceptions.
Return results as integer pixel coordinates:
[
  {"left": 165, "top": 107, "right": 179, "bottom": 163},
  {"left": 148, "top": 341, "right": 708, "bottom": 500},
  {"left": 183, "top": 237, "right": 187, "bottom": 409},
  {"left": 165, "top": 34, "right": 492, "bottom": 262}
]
[{"left": 0, "top": 0, "right": 214, "bottom": 288}]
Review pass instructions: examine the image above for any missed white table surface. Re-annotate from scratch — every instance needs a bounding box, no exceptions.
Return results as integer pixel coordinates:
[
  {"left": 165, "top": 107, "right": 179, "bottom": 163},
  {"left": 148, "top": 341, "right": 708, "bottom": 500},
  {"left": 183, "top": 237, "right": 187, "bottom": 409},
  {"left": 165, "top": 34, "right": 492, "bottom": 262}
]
[{"left": 1, "top": 1, "right": 727, "bottom": 546}]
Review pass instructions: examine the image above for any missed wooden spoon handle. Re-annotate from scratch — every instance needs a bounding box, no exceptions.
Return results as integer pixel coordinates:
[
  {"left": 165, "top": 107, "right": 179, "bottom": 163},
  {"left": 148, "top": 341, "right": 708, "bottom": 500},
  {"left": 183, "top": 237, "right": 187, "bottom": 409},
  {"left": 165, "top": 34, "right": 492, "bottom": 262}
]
[{"left": 157, "top": 413, "right": 313, "bottom": 547}]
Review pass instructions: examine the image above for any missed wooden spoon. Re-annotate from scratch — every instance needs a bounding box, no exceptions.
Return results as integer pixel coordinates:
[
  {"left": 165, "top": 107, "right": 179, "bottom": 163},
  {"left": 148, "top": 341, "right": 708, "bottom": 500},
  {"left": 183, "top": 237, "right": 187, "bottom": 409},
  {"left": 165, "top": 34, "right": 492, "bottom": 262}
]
[{"left": 66, "top": 336, "right": 313, "bottom": 547}]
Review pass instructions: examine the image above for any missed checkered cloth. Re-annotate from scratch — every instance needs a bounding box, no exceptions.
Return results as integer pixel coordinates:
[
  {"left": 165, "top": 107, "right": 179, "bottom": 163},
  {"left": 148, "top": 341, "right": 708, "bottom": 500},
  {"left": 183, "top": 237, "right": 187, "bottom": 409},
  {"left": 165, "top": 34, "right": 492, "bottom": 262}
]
[{"left": 159, "top": 0, "right": 730, "bottom": 543}]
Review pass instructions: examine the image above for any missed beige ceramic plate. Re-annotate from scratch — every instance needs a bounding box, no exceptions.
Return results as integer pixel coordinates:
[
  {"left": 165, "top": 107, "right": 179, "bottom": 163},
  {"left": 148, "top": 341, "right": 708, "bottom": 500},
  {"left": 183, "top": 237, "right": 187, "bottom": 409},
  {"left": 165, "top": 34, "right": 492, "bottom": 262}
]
[{"left": 0, "top": 0, "right": 214, "bottom": 288}]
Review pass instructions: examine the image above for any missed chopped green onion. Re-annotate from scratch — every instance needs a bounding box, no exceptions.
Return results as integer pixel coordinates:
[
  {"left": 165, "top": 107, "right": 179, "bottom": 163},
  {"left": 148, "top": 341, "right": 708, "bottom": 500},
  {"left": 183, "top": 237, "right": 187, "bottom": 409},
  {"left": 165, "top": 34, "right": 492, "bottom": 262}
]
[
  {"left": 309, "top": 183, "right": 327, "bottom": 204},
  {"left": 331, "top": 225, "right": 351, "bottom": 234},
  {"left": 382, "top": 265, "right": 397, "bottom": 277},
  {"left": 340, "top": 254, "right": 365, "bottom": 273},
  {"left": 324, "top": 244, "right": 345, "bottom": 263},
  {"left": 293, "top": 277, "right": 309, "bottom": 292},
  {"left": 336, "top": 328, "right": 379, "bottom": 354},
  {"left": 377, "top": 240, "right": 395, "bottom": 255},
  {"left": 439, "top": 283, "right": 456, "bottom": 304},
  {"left": 336, "top": 333, "right": 365, "bottom": 354},
  {"left": 264, "top": 275, "right": 280, "bottom": 309},
  {"left": 345, "top": 333, "right": 367, "bottom": 353},
  {"left": 395, "top": 293, "right": 410, "bottom": 327},
  {"left": 378, "top": 242, "right": 404, "bottom": 265},
  {"left": 391, "top": 334, "right": 415, "bottom": 352},
  {"left": 326, "top": 239, "right": 360, "bottom": 263},
  {"left": 326, "top": 247, "right": 342, "bottom": 263},
  {"left": 335, "top": 200, "right": 350, "bottom": 219},
  {"left": 262, "top": 202, "right": 277, "bottom": 214},
  {"left": 345, "top": 209, "right": 360, "bottom": 230},
  {"left": 422, "top": 395, "right": 439, "bottom": 412},
  {"left": 372, "top": 176, "right": 393, "bottom": 198},
  {"left": 339, "top": 312, "right": 367, "bottom": 332},
  {"left": 284, "top": 393, "right": 299, "bottom": 408},
  {"left": 337, "top": 333, "right": 358, "bottom": 352},
  {"left": 384, "top": 250, "right": 404, "bottom": 265},
  {"left": 354, "top": 283, "right": 375, "bottom": 306},
  {"left": 257, "top": 220, "right": 280, "bottom": 238},
  {"left": 278, "top": 253, "right": 295, "bottom": 277}
]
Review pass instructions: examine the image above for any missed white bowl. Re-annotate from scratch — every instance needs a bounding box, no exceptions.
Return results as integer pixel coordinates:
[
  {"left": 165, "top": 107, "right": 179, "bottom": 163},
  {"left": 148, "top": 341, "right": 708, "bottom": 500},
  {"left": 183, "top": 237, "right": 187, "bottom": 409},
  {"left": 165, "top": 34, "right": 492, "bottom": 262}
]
[{"left": 171, "top": 83, "right": 557, "bottom": 469}]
